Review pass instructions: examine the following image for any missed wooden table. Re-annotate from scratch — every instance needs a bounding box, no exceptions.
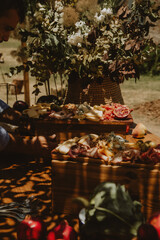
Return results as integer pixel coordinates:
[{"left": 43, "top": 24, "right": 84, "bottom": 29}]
[
  {"left": 51, "top": 130, "right": 160, "bottom": 219},
  {"left": 0, "top": 126, "right": 160, "bottom": 239},
  {"left": 24, "top": 116, "right": 133, "bottom": 142}
]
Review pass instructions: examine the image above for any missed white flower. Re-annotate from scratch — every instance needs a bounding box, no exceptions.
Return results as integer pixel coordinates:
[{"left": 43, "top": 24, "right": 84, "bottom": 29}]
[
  {"left": 52, "top": 27, "right": 59, "bottom": 33},
  {"left": 84, "top": 32, "right": 89, "bottom": 38},
  {"left": 37, "top": 3, "right": 44, "bottom": 9},
  {"left": 75, "top": 21, "right": 86, "bottom": 29},
  {"left": 59, "top": 18, "right": 63, "bottom": 25},
  {"left": 77, "top": 43, "right": 82, "bottom": 47},
  {"left": 94, "top": 13, "right": 105, "bottom": 23},
  {"left": 54, "top": 1, "right": 63, "bottom": 12},
  {"left": 54, "top": 12, "right": 59, "bottom": 21},
  {"left": 34, "top": 12, "right": 43, "bottom": 21},
  {"left": 101, "top": 8, "right": 113, "bottom": 15},
  {"left": 59, "top": 12, "right": 64, "bottom": 18},
  {"left": 68, "top": 32, "right": 83, "bottom": 46}
]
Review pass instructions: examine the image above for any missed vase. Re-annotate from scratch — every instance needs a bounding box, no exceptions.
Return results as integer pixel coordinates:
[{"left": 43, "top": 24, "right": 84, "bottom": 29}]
[{"left": 64, "top": 76, "right": 124, "bottom": 106}]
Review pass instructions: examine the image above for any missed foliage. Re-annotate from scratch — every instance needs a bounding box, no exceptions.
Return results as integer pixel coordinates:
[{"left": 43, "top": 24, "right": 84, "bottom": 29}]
[
  {"left": 9, "top": 0, "right": 160, "bottom": 98},
  {"left": 80, "top": 182, "right": 144, "bottom": 239},
  {"left": 139, "top": 43, "right": 160, "bottom": 75}
]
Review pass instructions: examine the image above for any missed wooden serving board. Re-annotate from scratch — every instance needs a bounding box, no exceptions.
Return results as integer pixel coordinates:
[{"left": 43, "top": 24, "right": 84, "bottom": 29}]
[{"left": 27, "top": 114, "right": 133, "bottom": 141}]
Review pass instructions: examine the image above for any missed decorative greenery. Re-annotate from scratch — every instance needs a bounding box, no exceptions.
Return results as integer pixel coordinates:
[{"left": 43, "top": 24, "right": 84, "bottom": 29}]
[
  {"left": 9, "top": 0, "right": 159, "bottom": 99},
  {"left": 80, "top": 182, "right": 144, "bottom": 239},
  {"left": 139, "top": 43, "right": 160, "bottom": 75}
]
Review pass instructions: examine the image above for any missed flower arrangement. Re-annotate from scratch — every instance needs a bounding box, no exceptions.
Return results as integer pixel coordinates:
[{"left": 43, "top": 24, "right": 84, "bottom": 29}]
[{"left": 10, "top": 0, "right": 159, "bottom": 98}]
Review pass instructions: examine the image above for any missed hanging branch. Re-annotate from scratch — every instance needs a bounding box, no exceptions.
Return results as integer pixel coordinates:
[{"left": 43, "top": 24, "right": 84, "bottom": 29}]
[
  {"left": 47, "top": 78, "right": 51, "bottom": 95},
  {"left": 44, "top": 81, "right": 48, "bottom": 95},
  {"left": 53, "top": 73, "right": 59, "bottom": 97},
  {"left": 59, "top": 72, "right": 64, "bottom": 98},
  {"left": 21, "top": 40, "right": 30, "bottom": 106}
]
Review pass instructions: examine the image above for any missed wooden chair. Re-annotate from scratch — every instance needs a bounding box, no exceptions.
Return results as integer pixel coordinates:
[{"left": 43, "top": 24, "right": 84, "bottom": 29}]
[
  {"left": 0, "top": 82, "right": 17, "bottom": 104},
  {"left": 0, "top": 64, "right": 17, "bottom": 104}
]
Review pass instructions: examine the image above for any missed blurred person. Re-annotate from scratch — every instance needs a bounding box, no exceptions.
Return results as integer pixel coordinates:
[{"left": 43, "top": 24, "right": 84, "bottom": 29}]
[
  {"left": 0, "top": 0, "right": 57, "bottom": 158},
  {"left": 0, "top": 0, "right": 26, "bottom": 124}
]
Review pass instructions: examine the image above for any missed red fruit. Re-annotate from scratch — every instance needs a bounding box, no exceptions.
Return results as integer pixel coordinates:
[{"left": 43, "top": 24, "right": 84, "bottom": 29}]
[
  {"left": 47, "top": 220, "right": 77, "bottom": 240},
  {"left": 13, "top": 100, "right": 29, "bottom": 113},
  {"left": 113, "top": 105, "right": 131, "bottom": 119},
  {"left": 137, "top": 223, "right": 159, "bottom": 240},
  {"left": 17, "top": 216, "right": 46, "bottom": 240},
  {"left": 148, "top": 212, "right": 160, "bottom": 238},
  {"left": 47, "top": 231, "right": 56, "bottom": 240}
]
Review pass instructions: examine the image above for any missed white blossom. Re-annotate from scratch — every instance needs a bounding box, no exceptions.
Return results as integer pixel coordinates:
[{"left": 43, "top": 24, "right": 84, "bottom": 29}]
[
  {"left": 101, "top": 8, "right": 113, "bottom": 15},
  {"left": 77, "top": 43, "right": 82, "bottom": 47},
  {"left": 52, "top": 27, "right": 59, "bottom": 33},
  {"left": 84, "top": 32, "right": 89, "bottom": 38},
  {"left": 94, "top": 13, "right": 105, "bottom": 23},
  {"left": 34, "top": 11, "right": 43, "bottom": 22},
  {"left": 68, "top": 32, "right": 83, "bottom": 46},
  {"left": 75, "top": 21, "right": 86, "bottom": 29},
  {"left": 54, "top": 1, "right": 63, "bottom": 12}
]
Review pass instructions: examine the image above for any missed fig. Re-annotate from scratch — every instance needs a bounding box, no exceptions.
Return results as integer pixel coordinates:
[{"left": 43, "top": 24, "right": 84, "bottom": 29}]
[
  {"left": 132, "top": 123, "right": 147, "bottom": 138},
  {"left": 13, "top": 100, "right": 29, "bottom": 113}
]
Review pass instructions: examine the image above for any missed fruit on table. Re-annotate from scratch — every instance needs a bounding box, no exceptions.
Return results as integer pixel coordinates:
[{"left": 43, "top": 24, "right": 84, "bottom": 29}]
[
  {"left": 13, "top": 100, "right": 29, "bottom": 113},
  {"left": 47, "top": 220, "right": 77, "bottom": 240},
  {"left": 137, "top": 223, "right": 159, "bottom": 240},
  {"left": 132, "top": 123, "right": 147, "bottom": 138},
  {"left": 148, "top": 212, "right": 160, "bottom": 239},
  {"left": 113, "top": 105, "right": 131, "bottom": 119},
  {"left": 17, "top": 215, "right": 46, "bottom": 240},
  {"left": 136, "top": 140, "right": 157, "bottom": 152}
]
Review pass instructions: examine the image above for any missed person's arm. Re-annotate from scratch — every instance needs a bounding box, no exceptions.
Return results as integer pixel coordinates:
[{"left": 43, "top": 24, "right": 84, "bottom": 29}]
[
  {"left": 0, "top": 126, "right": 10, "bottom": 151},
  {"left": 0, "top": 99, "right": 21, "bottom": 125},
  {"left": 1, "top": 133, "right": 57, "bottom": 158},
  {"left": 0, "top": 107, "right": 22, "bottom": 125}
]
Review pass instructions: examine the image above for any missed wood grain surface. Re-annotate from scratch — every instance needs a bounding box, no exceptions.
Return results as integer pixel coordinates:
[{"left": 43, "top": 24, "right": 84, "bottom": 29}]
[
  {"left": 0, "top": 128, "right": 160, "bottom": 239},
  {"left": 51, "top": 132, "right": 160, "bottom": 218}
]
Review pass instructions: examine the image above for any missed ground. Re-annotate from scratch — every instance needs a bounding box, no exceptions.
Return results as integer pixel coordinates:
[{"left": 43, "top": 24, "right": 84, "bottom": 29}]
[
  {"left": 121, "top": 79, "right": 160, "bottom": 137},
  {"left": 131, "top": 99, "right": 160, "bottom": 137},
  {"left": 134, "top": 99, "right": 160, "bottom": 121}
]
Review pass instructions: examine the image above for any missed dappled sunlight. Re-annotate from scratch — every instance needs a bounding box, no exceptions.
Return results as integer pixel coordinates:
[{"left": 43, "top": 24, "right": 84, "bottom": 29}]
[
  {"left": 52, "top": 153, "right": 160, "bottom": 219},
  {"left": 0, "top": 155, "right": 54, "bottom": 239}
]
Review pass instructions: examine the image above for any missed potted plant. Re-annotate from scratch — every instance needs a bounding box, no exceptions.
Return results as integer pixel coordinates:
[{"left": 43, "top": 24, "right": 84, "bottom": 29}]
[
  {"left": 9, "top": 0, "right": 159, "bottom": 105},
  {"left": 78, "top": 182, "right": 144, "bottom": 240}
]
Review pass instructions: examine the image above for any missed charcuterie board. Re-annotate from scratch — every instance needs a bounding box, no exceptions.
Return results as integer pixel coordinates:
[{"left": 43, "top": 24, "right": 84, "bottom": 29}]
[{"left": 27, "top": 114, "right": 133, "bottom": 141}]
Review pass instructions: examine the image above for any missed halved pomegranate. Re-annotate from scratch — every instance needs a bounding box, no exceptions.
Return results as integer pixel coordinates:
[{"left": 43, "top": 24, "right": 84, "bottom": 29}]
[{"left": 113, "top": 105, "right": 131, "bottom": 119}]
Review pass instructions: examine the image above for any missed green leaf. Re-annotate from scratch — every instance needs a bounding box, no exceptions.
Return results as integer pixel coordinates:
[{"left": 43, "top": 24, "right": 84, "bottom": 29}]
[
  {"left": 128, "top": 0, "right": 133, "bottom": 9},
  {"left": 38, "top": 82, "right": 43, "bottom": 86},
  {"left": 88, "top": 208, "right": 95, "bottom": 217},
  {"left": 52, "top": 35, "right": 59, "bottom": 46},
  {"left": 95, "top": 211, "right": 106, "bottom": 222}
]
